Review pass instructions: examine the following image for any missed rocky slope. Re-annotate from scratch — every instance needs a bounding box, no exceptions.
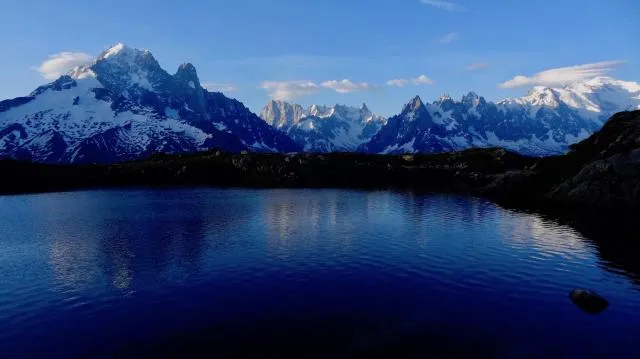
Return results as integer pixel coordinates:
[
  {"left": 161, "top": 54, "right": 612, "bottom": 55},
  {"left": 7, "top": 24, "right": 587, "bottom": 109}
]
[
  {"left": 478, "top": 110, "right": 640, "bottom": 209},
  {"left": 547, "top": 110, "right": 640, "bottom": 207},
  {"left": 360, "top": 78, "right": 640, "bottom": 156},
  {"left": 260, "top": 100, "right": 386, "bottom": 152},
  {"left": 0, "top": 44, "right": 300, "bottom": 164}
]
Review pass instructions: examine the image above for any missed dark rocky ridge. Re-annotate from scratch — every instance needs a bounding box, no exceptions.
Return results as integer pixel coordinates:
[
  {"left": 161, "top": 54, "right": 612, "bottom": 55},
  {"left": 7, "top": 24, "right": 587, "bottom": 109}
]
[{"left": 1, "top": 110, "right": 639, "bottom": 211}]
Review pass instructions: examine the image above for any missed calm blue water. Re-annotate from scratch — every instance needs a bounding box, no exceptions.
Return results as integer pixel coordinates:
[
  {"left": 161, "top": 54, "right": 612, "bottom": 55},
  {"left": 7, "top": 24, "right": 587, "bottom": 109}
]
[{"left": 0, "top": 188, "right": 639, "bottom": 358}]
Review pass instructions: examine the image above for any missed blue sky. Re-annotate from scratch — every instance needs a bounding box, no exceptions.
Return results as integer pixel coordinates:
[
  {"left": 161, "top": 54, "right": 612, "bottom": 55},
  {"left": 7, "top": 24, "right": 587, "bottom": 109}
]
[{"left": 1, "top": 0, "right": 638, "bottom": 116}]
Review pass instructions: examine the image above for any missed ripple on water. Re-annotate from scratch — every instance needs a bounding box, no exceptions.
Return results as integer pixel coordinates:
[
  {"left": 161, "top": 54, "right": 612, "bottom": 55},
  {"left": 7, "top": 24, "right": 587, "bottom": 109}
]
[{"left": 0, "top": 189, "right": 638, "bottom": 358}]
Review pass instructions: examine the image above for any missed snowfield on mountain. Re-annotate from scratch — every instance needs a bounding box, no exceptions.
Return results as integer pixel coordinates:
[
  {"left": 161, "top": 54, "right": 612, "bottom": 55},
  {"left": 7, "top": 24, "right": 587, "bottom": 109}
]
[{"left": 0, "top": 43, "right": 299, "bottom": 164}]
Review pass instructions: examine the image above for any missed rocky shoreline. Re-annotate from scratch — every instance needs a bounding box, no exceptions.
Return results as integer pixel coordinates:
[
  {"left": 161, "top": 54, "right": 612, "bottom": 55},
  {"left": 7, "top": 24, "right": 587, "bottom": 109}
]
[{"left": 1, "top": 110, "right": 638, "bottom": 212}]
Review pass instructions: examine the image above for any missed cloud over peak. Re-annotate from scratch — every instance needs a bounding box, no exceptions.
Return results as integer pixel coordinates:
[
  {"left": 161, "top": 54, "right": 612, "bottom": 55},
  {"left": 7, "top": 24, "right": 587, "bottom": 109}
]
[
  {"left": 260, "top": 80, "right": 320, "bottom": 101},
  {"left": 321, "top": 79, "right": 369, "bottom": 93},
  {"left": 387, "top": 79, "right": 409, "bottom": 87},
  {"left": 260, "top": 78, "right": 371, "bottom": 100},
  {"left": 387, "top": 75, "right": 435, "bottom": 87},
  {"left": 498, "top": 61, "right": 625, "bottom": 88},
  {"left": 412, "top": 75, "right": 435, "bottom": 85},
  {"left": 36, "top": 52, "right": 94, "bottom": 80}
]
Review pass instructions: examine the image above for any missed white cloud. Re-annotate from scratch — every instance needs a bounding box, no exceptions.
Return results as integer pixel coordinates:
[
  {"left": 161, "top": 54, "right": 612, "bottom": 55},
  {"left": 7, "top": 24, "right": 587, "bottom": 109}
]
[
  {"left": 466, "top": 62, "right": 489, "bottom": 71},
  {"left": 260, "top": 80, "right": 320, "bottom": 100},
  {"left": 498, "top": 60, "right": 625, "bottom": 88},
  {"left": 387, "top": 75, "right": 435, "bottom": 87},
  {"left": 260, "top": 79, "right": 372, "bottom": 99},
  {"left": 202, "top": 83, "right": 238, "bottom": 93},
  {"left": 412, "top": 74, "right": 435, "bottom": 85},
  {"left": 420, "top": 0, "right": 465, "bottom": 11},
  {"left": 439, "top": 32, "right": 459, "bottom": 44},
  {"left": 387, "top": 79, "right": 409, "bottom": 87},
  {"left": 36, "top": 52, "right": 94, "bottom": 80},
  {"left": 321, "top": 79, "right": 370, "bottom": 94}
]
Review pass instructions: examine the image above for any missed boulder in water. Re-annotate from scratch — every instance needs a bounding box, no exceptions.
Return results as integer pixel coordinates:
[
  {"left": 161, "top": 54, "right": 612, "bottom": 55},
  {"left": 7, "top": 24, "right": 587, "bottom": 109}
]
[{"left": 569, "top": 289, "right": 609, "bottom": 314}]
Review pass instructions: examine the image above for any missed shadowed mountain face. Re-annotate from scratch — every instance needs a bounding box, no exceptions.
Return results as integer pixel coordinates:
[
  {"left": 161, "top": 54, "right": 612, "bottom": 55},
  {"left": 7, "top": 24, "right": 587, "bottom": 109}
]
[
  {"left": 0, "top": 44, "right": 300, "bottom": 164},
  {"left": 545, "top": 111, "right": 640, "bottom": 207}
]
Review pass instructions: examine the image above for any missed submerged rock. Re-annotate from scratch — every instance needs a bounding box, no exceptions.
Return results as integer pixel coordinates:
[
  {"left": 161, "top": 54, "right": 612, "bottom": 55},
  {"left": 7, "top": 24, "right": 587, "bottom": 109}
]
[{"left": 569, "top": 288, "right": 609, "bottom": 314}]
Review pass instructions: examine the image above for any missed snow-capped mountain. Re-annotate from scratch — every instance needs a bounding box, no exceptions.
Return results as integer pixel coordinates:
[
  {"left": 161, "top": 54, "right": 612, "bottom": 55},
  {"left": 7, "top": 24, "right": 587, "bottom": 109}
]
[
  {"left": 0, "top": 43, "right": 300, "bottom": 164},
  {"left": 500, "top": 77, "right": 640, "bottom": 119},
  {"left": 2, "top": 45, "right": 637, "bottom": 164},
  {"left": 260, "top": 100, "right": 386, "bottom": 152},
  {"left": 360, "top": 77, "right": 640, "bottom": 155}
]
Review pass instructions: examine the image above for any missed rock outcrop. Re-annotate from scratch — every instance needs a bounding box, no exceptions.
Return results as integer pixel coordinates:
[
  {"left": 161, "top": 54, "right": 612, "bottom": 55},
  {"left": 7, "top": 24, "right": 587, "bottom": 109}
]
[{"left": 569, "top": 289, "right": 609, "bottom": 314}]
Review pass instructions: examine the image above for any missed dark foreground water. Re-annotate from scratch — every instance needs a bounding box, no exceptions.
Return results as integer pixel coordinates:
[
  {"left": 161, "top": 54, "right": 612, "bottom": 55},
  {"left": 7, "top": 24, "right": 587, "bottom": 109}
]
[{"left": 0, "top": 189, "right": 639, "bottom": 358}]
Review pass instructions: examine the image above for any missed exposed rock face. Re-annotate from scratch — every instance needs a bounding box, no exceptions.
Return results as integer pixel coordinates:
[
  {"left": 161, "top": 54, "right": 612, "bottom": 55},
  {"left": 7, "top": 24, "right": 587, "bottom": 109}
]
[
  {"left": 260, "top": 100, "right": 307, "bottom": 129},
  {"left": 547, "top": 111, "right": 640, "bottom": 208},
  {"left": 549, "top": 149, "right": 640, "bottom": 207},
  {"left": 566, "top": 109, "right": 640, "bottom": 159},
  {"left": 260, "top": 100, "right": 386, "bottom": 152}
]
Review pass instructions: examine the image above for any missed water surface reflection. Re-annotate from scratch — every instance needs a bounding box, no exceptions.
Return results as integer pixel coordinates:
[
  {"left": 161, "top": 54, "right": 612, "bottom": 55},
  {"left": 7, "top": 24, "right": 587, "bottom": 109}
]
[{"left": 0, "top": 188, "right": 638, "bottom": 358}]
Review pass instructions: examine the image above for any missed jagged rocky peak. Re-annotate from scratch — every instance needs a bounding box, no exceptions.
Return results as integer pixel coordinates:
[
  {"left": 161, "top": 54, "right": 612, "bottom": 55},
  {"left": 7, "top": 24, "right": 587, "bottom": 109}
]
[
  {"left": 360, "top": 102, "right": 374, "bottom": 118},
  {"left": 174, "top": 62, "right": 202, "bottom": 90},
  {"left": 438, "top": 94, "right": 452, "bottom": 102},
  {"left": 461, "top": 91, "right": 483, "bottom": 107},
  {"left": 531, "top": 86, "right": 560, "bottom": 100},
  {"left": 402, "top": 95, "right": 427, "bottom": 114},
  {"left": 96, "top": 43, "right": 153, "bottom": 61},
  {"left": 94, "top": 43, "right": 159, "bottom": 72},
  {"left": 176, "top": 62, "right": 197, "bottom": 76},
  {"left": 308, "top": 104, "right": 332, "bottom": 117},
  {"left": 332, "top": 103, "right": 351, "bottom": 116},
  {"left": 97, "top": 43, "right": 129, "bottom": 60},
  {"left": 90, "top": 43, "right": 170, "bottom": 94},
  {"left": 505, "top": 86, "right": 564, "bottom": 109},
  {"left": 260, "top": 100, "right": 306, "bottom": 128}
]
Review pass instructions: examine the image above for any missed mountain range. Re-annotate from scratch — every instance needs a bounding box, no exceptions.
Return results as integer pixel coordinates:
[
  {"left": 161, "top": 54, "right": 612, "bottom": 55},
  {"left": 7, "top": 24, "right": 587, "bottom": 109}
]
[
  {"left": 361, "top": 77, "right": 640, "bottom": 155},
  {"left": 264, "top": 77, "right": 640, "bottom": 156},
  {"left": 1, "top": 43, "right": 639, "bottom": 163}
]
